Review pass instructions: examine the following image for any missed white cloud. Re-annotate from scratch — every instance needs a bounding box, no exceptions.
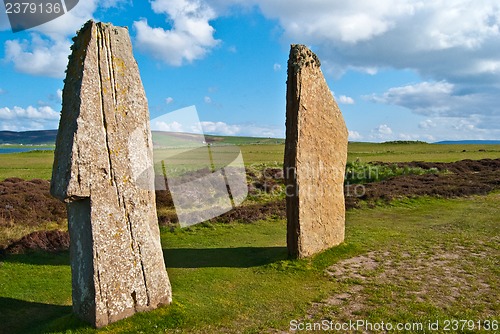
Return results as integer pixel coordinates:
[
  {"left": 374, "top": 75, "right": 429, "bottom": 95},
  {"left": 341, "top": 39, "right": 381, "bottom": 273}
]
[
  {"left": 338, "top": 95, "right": 355, "bottom": 104},
  {"left": 368, "top": 80, "right": 500, "bottom": 132},
  {"left": 253, "top": 1, "right": 418, "bottom": 44},
  {"left": 201, "top": 121, "right": 240, "bottom": 135},
  {"left": 2, "top": 2, "right": 100, "bottom": 76},
  {"left": 152, "top": 120, "right": 184, "bottom": 132},
  {"left": 273, "top": 63, "right": 281, "bottom": 71},
  {"left": 348, "top": 130, "right": 362, "bottom": 141},
  {"left": 204, "top": 96, "right": 212, "bottom": 104},
  {"left": 418, "top": 119, "right": 436, "bottom": 129},
  {"left": 56, "top": 89, "right": 63, "bottom": 101},
  {"left": 0, "top": 105, "right": 59, "bottom": 120},
  {"left": 377, "top": 124, "right": 392, "bottom": 135},
  {"left": 133, "top": 0, "right": 220, "bottom": 66},
  {"left": 201, "top": 121, "right": 284, "bottom": 138},
  {"left": 371, "top": 124, "right": 393, "bottom": 139},
  {"left": 248, "top": 0, "right": 500, "bottom": 121},
  {"left": 2, "top": 1, "right": 129, "bottom": 77},
  {"left": 250, "top": 1, "right": 500, "bottom": 76},
  {"left": 417, "top": 116, "right": 500, "bottom": 141},
  {"left": 0, "top": 105, "right": 60, "bottom": 131},
  {"left": 165, "top": 97, "right": 174, "bottom": 104},
  {"left": 396, "top": 133, "right": 422, "bottom": 141},
  {"left": 4, "top": 35, "right": 71, "bottom": 78}
]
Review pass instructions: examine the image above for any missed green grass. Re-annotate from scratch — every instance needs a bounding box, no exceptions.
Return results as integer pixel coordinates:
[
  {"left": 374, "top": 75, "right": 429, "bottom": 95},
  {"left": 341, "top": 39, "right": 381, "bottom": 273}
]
[
  {"left": 0, "top": 150, "right": 54, "bottom": 180},
  {"left": 1, "top": 140, "right": 499, "bottom": 332},
  {"left": 2, "top": 142, "right": 498, "bottom": 181},
  {"left": 1, "top": 194, "right": 498, "bottom": 333},
  {"left": 345, "top": 159, "right": 440, "bottom": 184},
  {"left": 347, "top": 142, "right": 500, "bottom": 162},
  {"left": 151, "top": 132, "right": 284, "bottom": 148}
]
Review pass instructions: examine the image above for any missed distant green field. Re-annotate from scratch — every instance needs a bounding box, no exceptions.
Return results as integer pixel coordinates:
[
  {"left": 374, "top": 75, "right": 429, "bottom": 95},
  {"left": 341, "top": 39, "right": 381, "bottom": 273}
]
[
  {"left": 1, "top": 142, "right": 499, "bottom": 181},
  {"left": 152, "top": 131, "right": 285, "bottom": 148},
  {"left": 347, "top": 142, "right": 500, "bottom": 162},
  {"left": 0, "top": 150, "right": 55, "bottom": 180}
]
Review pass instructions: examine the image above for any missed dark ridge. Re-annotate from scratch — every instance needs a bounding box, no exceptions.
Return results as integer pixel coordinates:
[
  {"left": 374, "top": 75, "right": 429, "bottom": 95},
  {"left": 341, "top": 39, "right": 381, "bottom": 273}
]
[{"left": 0, "top": 130, "right": 58, "bottom": 145}]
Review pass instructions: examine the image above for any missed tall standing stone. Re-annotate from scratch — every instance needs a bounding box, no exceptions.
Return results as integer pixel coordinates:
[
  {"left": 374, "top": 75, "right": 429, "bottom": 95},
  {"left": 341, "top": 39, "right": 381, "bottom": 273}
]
[
  {"left": 284, "top": 44, "right": 348, "bottom": 259},
  {"left": 50, "top": 20, "right": 172, "bottom": 328}
]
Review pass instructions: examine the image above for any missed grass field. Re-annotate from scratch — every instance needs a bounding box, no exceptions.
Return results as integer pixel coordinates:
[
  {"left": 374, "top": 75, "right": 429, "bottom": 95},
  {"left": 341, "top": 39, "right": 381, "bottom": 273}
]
[
  {"left": 0, "top": 141, "right": 499, "bottom": 333},
  {"left": 0, "top": 194, "right": 498, "bottom": 333},
  {"left": 1, "top": 142, "right": 500, "bottom": 181}
]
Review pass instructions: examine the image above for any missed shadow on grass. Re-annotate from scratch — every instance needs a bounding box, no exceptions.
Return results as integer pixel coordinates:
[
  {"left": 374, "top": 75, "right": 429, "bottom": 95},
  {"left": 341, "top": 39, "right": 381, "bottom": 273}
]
[
  {"left": 0, "top": 251, "right": 70, "bottom": 266},
  {"left": 164, "top": 246, "right": 287, "bottom": 268},
  {"left": 0, "top": 297, "right": 88, "bottom": 334}
]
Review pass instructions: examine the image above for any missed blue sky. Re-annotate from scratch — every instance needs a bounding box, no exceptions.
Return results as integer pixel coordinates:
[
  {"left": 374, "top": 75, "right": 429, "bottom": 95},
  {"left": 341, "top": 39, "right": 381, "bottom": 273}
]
[{"left": 1, "top": 0, "right": 500, "bottom": 142}]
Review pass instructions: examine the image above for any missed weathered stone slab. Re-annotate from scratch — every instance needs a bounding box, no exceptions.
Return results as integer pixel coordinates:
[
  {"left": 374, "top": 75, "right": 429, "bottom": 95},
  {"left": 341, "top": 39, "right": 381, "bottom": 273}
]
[
  {"left": 284, "top": 44, "right": 348, "bottom": 259},
  {"left": 50, "top": 20, "right": 172, "bottom": 328}
]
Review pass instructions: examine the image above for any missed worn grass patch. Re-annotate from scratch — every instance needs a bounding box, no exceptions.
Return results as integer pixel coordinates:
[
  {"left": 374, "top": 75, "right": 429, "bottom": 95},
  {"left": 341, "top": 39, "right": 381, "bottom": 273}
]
[{"left": 0, "top": 194, "right": 498, "bottom": 333}]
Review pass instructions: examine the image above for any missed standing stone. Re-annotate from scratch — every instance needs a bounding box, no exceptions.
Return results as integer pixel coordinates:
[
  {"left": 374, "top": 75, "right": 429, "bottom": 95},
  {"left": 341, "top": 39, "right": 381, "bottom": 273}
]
[
  {"left": 284, "top": 44, "right": 348, "bottom": 259},
  {"left": 50, "top": 20, "right": 172, "bottom": 328}
]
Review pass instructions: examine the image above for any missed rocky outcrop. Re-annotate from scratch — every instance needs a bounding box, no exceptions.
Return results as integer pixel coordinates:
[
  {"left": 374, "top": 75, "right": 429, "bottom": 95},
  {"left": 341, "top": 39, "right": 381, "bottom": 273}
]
[
  {"left": 50, "top": 20, "right": 172, "bottom": 328},
  {"left": 284, "top": 44, "right": 349, "bottom": 259}
]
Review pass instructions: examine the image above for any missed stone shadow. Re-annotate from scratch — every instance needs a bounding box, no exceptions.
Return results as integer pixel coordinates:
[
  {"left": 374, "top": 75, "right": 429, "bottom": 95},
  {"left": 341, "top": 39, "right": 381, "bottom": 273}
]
[
  {"left": 0, "top": 251, "right": 70, "bottom": 266},
  {"left": 0, "top": 297, "right": 84, "bottom": 334},
  {"left": 164, "top": 246, "right": 287, "bottom": 268}
]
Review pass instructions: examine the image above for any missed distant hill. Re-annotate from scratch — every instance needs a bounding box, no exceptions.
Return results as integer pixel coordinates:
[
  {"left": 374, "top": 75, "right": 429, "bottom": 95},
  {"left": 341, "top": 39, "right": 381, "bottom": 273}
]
[
  {"left": 152, "top": 131, "right": 284, "bottom": 147},
  {"left": 0, "top": 130, "right": 58, "bottom": 145},
  {"left": 0, "top": 130, "right": 285, "bottom": 146},
  {"left": 435, "top": 140, "right": 500, "bottom": 145}
]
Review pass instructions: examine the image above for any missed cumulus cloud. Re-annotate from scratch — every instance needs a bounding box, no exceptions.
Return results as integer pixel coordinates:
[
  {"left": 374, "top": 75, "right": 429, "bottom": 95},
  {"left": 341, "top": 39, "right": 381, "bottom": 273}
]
[
  {"left": 348, "top": 130, "right": 362, "bottom": 141},
  {"left": 202, "top": 121, "right": 284, "bottom": 138},
  {"left": 250, "top": 0, "right": 500, "bottom": 79},
  {"left": 2, "top": 0, "right": 128, "bottom": 77},
  {"left": 420, "top": 116, "right": 500, "bottom": 141},
  {"left": 338, "top": 95, "right": 355, "bottom": 104},
  {"left": 201, "top": 121, "right": 240, "bottom": 136},
  {"left": 368, "top": 80, "right": 500, "bottom": 132},
  {"left": 253, "top": 1, "right": 417, "bottom": 44},
  {"left": 371, "top": 124, "right": 393, "bottom": 139},
  {"left": 0, "top": 105, "right": 60, "bottom": 131},
  {"left": 221, "top": 0, "right": 500, "bottom": 138},
  {"left": 133, "top": 0, "right": 220, "bottom": 66},
  {"left": 153, "top": 120, "right": 184, "bottom": 132},
  {"left": 165, "top": 97, "right": 174, "bottom": 104},
  {"left": 4, "top": 35, "right": 71, "bottom": 78},
  {"left": 419, "top": 119, "right": 436, "bottom": 129}
]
